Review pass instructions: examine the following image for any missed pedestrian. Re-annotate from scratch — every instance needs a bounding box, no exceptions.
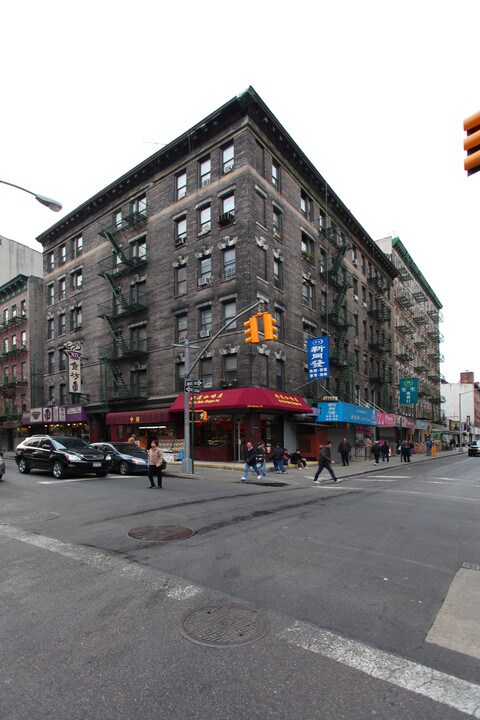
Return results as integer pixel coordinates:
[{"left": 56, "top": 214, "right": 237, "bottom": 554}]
[
  {"left": 290, "top": 448, "right": 307, "bottom": 468},
  {"left": 313, "top": 441, "right": 340, "bottom": 484},
  {"left": 272, "top": 443, "right": 287, "bottom": 474},
  {"left": 409, "top": 441, "right": 415, "bottom": 460},
  {"left": 425, "top": 436, "right": 432, "bottom": 457},
  {"left": 128, "top": 433, "right": 136, "bottom": 444},
  {"left": 147, "top": 439, "right": 164, "bottom": 488},
  {"left": 400, "top": 440, "right": 410, "bottom": 463},
  {"left": 241, "top": 441, "right": 262, "bottom": 481},
  {"left": 380, "top": 440, "right": 390, "bottom": 463},
  {"left": 363, "top": 436, "right": 373, "bottom": 461},
  {"left": 337, "top": 436, "right": 351, "bottom": 466},
  {"left": 256, "top": 440, "right": 267, "bottom": 477},
  {"left": 372, "top": 440, "right": 381, "bottom": 464}
]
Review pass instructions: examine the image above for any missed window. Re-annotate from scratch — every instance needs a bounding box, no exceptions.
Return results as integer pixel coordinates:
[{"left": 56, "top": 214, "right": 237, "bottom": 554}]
[
  {"left": 176, "top": 361, "right": 185, "bottom": 392},
  {"left": 320, "top": 289, "right": 327, "bottom": 314},
  {"left": 72, "top": 235, "right": 83, "bottom": 258},
  {"left": 3, "top": 309, "right": 9, "bottom": 324},
  {"left": 59, "top": 244, "right": 66, "bottom": 265},
  {"left": 200, "top": 357, "right": 213, "bottom": 388},
  {"left": 257, "top": 246, "right": 267, "bottom": 281},
  {"left": 21, "top": 362, "right": 27, "bottom": 382},
  {"left": 300, "top": 190, "right": 313, "bottom": 221},
  {"left": 58, "top": 278, "right": 66, "bottom": 301},
  {"left": 275, "top": 309, "right": 284, "bottom": 341},
  {"left": 363, "top": 353, "right": 368, "bottom": 374},
  {"left": 130, "top": 194, "right": 147, "bottom": 218},
  {"left": 47, "top": 251, "right": 55, "bottom": 271},
  {"left": 47, "top": 351, "right": 55, "bottom": 373},
  {"left": 272, "top": 160, "right": 280, "bottom": 191},
  {"left": 131, "top": 236, "right": 147, "bottom": 261},
  {"left": 199, "top": 156, "right": 211, "bottom": 187},
  {"left": 59, "top": 349, "right": 67, "bottom": 371},
  {"left": 319, "top": 210, "right": 326, "bottom": 233},
  {"left": 20, "top": 300, "right": 26, "bottom": 317},
  {"left": 354, "top": 314, "right": 359, "bottom": 336},
  {"left": 273, "top": 206, "right": 283, "bottom": 238},
  {"left": 273, "top": 257, "right": 283, "bottom": 290},
  {"left": 362, "top": 286, "right": 367, "bottom": 308},
  {"left": 21, "top": 393, "right": 27, "bottom": 412},
  {"left": 114, "top": 210, "right": 123, "bottom": 229},
  {"left": 219, "top": 193, "right": 235, "bottom": 225},
  {"left": 355, "top": 350, "right": 360, "bottom": 371},
  {"left": 130, "top": 326, "right": 147, "bottom": 353},
  {"left": 275, "top": 359, "right": 285, "bottom": 390},
  {"left": 131, "top": 368, "right": 147, "bottom": 397},
  {"left": 12, "top": 364, "right": 17, "bottom": 381},
  {"left": 222, "top": 247, "right": 236, "bottom": 279},
  {"left": 302, "top": 322, "right": 315, "bottom": 351},
  {"left": 70, "top": 306, "right": 82, "bottom": 331},
  {"left": 256, "top": 190, "right": 266, "bottom": 227},
  {"left": 20, "top": 330, "right": 26, "bottom": 347},
  {"left": 222, "top": 299, "right": 237, "bottom": 331},
  {"left": 175, "top": 215, "right": 187, "bottom": 245},
  {"left": 302, "top": 278, "right": 315, "bottom": 309},
  {"left": 131, "top": 280, "right": 146, "bottom": 305},
  {"left": 198, "top": 204, "right": 211, "bottom": 235},
  {"left": 11, "top": 304, "right": 17, "bottom": 319},
  {"left": 198, "top": 256, "right": 212, "bottom": 286},
  {"left": 353, "top": 278, "right": 358, "bottom": 302},
  {"left": 222, "top": 143, "right": 234, "bottom": 174},
  {"left": 176, "top": 171, "right": 187, "bottom": 200},
  {"left": 48, "top": 386, "right": 55, "bottom": 404},
  {"left": 363, "top": 319, "right": 367, "bottom": 341},
  {"left": 223, "top": 354, "right": 237, "bottom": 383},
  {"left": 319, "top": 249, "right": 327, "bottom": 276},
  {"left": 301, "top": 231, "right": 315, "bottom": 265},
  {"left": 176, "top": 314, "right": 188, "bottom": 343},
  {"left": 175, "top": 265, "right": 187, "bottom": 296},
  {"left": 47, "top": 318, "right": 54, "bottom": 340},
  {"left": 11, "top": 334, "right": 17, "bottom": 349},
  {"left": 47, "top": 284, "right": 55, "bottom": 306},
  {"left": 59, "top": 383, "right": 66, "bottom": 406},
  {"left": 199, "top": 307, "right": 212, "bottom": 337},
  {"left": 256, "top": 141, "right": 265, "bottom": 175},
  {"left": 71, "top": 269, "right": 83, "bottom": 291},
  {"left": 58, "top": 313, "right": 66, "bottom": 335}
]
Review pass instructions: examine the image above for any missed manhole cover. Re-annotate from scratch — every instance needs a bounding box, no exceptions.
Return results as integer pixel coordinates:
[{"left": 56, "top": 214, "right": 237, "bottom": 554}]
[
  {"left": 180, "top": 603, "right": 270, "bottom": 647},
  {"left": 128, "top": 525, "right": 194, "bottom": 541}
]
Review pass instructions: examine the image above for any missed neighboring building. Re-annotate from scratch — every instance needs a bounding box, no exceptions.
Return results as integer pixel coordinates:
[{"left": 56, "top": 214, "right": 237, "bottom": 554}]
[
  {"left": 443, "top": 372, "right": 480, "bottom": 445},
  {"left": 37, "top": 87, "right": 425, "bottom": 461},
  {"left": 376, "top": 236, "right": 445, "bottom": 441},
  {"left": 0, "top": 275, "right": 44, "bottom": 449},
  {"left": 0, "top": 235, "right": 42, "bottom": 285}
]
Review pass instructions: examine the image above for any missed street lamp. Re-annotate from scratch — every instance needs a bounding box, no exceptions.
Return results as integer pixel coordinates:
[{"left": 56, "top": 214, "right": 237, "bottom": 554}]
[
  {"left": 0, "top": 179, "right": 62, "bottom": 212},
  {"left": 458, "top": 389, "right": 473, "bottom": 453}
]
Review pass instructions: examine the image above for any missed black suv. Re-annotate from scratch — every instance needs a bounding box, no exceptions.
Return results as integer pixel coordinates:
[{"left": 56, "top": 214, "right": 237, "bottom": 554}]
[{"left": 15, "top": 436, "right": 112, "bottom": 479}]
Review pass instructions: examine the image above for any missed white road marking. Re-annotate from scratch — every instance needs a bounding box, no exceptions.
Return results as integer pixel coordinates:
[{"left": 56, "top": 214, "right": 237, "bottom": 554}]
[{"left": 281, "top": 621, "right": 480, "bottom": 718}]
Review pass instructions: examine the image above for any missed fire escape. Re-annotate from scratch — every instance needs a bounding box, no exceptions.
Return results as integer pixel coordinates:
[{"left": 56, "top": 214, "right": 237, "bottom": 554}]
[
  {"left": 97, "top": 203, "right": 149, "bottom": 404},
  {"left": 367, "top": 273, "right": 393, "bottom": 409}
]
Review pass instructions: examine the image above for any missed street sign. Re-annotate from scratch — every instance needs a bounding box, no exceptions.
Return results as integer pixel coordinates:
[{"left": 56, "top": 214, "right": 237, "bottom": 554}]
[
  {"left": 399, "top": 378, "right": 418, "bottom": 404},
  {"left": 188, "top": 387, "right": 201, "bottom": 394},
  {"left": 185, "top": 379, "right": 203, "bottom": 389}
]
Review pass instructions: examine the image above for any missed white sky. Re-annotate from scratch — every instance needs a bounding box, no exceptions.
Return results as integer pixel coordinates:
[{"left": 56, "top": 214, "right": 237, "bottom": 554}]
[{"left": 2, "top": 0, "right": 478, "bottom": 384}]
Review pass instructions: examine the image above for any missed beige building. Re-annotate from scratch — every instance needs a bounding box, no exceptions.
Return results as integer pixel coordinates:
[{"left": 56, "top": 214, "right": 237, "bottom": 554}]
[{"left": 0, "top": 235, "right": 42, "bottom": 285}]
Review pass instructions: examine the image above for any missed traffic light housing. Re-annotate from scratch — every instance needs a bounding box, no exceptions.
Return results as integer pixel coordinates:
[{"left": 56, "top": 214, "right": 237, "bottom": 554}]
[
  {"left": 244, "top": 315, "right": 260, "bottom": 344},
  {"left": 194, "top": 411, "right": 208, "bottom": 421},
  {"left": 263, "top": 312, "right": 278, "bottom": 341},
  {"left": 464, "top": 110, "right": 480, "bottom": 176}
]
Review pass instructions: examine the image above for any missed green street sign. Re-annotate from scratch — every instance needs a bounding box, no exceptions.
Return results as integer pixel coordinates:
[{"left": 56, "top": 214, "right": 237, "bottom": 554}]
[{"left": 399, "top": 378, "right": 418, "bottom": 404}]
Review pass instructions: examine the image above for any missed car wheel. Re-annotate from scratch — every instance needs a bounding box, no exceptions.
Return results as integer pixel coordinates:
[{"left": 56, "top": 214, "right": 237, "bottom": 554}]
[
  {"left": 52, "top": 461, "right": 66, "bottom": 479},
  {"left": 119, "top": 461, "right": 129, "bottom": 475},
  {"left": 17, "top": 458, "right": 31, "bottom": 474},
  {"left": 95, "top": 471, "right": 108, "bottom": 477}
]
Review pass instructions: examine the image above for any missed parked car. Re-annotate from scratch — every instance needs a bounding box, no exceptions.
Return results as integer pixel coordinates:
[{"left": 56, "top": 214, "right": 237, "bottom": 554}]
[
  {"left": 91, "top": 442, "right": 149, "bottom": 475},
  {"left": 0, "top": 449, "right": 5, "bottom": 480},
  {"left": 15, "top": 436, "right": 112, "bottom": 479},
  {"left": 468, "top": 441, "right": 480, "bottom": 457}
]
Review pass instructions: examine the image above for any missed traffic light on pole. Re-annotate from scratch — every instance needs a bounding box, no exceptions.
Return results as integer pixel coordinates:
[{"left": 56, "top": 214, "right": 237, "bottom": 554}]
[
  {"left": 263, "top": 312, "right": 278, "bottom": 341},
  {"left": 464, "top": 110, "right": 480, "bottom": 176},
  {"left": 244, "top": 315, "right": 260, "bottom": 344}
]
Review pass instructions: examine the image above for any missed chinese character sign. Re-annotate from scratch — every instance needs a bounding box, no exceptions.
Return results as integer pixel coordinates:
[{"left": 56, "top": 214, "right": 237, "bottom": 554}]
[
  {"left": 399, "top": 378, "right": 418, "bottom": 404},
  {"left": 308, "top": 337, "right": 330, "bottom": 380}
]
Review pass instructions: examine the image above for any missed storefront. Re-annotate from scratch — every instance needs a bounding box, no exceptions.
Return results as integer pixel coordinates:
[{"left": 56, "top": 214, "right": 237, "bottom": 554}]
[
  {"left": 168, "top": 387, "right": 313, "bottom": 462},
  {"left": 315, "top": 402, "right": 377, "bottom": 455},
  {"left": 21, "top": 406, "right": 91, "bottom": 440},
  {"left": 376, "top": 412, "right": 397, "bottom": 443},
  {"left": 105, "top": 408, "right": 181, "bottom": 456}
]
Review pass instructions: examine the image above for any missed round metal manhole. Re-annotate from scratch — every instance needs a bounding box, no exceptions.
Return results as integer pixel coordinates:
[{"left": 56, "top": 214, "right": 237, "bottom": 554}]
[
  {"left": 128, "top": 525, "right": 194, "bottom": 541},
  {"left": 180, "top": 603, "right": 270, "bottom": 647}
]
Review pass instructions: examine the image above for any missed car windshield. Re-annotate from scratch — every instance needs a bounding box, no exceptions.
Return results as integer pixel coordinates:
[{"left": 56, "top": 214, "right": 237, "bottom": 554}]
[
  {"left": 112, "top": 443, "right": 147, "bottom": 455},
  {"left": 53, "top": 437, "right": 95, "bottom": 451}
]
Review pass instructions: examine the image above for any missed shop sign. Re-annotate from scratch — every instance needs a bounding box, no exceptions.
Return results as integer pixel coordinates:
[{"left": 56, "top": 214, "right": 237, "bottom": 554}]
[
  {"left": 315, "top": 402, "right": 377, "bottom": 426},
  {"left": 307, "top": 337, "right": 330, "bottom": 380},
  {"left": 376, "top": 412, "right": 395, "bottom": 427},
  {"left": 399, "top": 378, "right": 418, "bottom": 404}
]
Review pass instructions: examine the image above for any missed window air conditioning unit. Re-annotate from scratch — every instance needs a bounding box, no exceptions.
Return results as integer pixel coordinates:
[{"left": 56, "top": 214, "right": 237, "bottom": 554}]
[
  {"left": 352, "top": 259, "right": 359, "bottom": 267},
  {"left": 218, "top": 211, "right": 235, "bottom": 227},
  {"left": 198, "top": 277, "right": 212, "bottom": 287},
  {"left": 224, "top": 163, "right": 234, "bottom": 174},
  {"left": 200, "top": 329, "right": 211, "bottom": 338},
  {"left": 201, "top": 178, "right": 211, "bottom": 188}
]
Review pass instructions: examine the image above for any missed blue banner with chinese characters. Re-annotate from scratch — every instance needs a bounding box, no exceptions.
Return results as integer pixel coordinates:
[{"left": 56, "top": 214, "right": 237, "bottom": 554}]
[
  {"left": 308, "top": 337, "right": 330, "bottom": 380},
  {"left": 399, "top": 378, "right": 418, "bottom": 404},
  {"left": 315, "top": 402, "right": 377, "bottom": 426}
]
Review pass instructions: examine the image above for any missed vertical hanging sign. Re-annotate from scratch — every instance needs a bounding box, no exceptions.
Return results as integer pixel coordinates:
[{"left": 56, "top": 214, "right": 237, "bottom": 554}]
[
  {"left": 64, "top": 341, "right": 83, "bottom": 394},
  {"left": 307, "top": 337, "right": 330, "bottom": 380}
]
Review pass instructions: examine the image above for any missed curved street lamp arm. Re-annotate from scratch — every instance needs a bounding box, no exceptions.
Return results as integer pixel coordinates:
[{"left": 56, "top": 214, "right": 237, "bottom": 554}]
[{"left": 0, "top": 179, "right": 62, "bottom": 212}]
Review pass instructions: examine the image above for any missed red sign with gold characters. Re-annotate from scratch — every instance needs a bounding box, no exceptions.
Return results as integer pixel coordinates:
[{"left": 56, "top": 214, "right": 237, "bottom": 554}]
[{"left": 169, "top": 387, "right": 312, "bottom": 413}]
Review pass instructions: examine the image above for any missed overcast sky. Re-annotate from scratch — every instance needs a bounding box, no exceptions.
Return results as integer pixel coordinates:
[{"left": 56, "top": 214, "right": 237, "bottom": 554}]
[{"left": 2, "top": 0, "right": 478, "bottom": 384}]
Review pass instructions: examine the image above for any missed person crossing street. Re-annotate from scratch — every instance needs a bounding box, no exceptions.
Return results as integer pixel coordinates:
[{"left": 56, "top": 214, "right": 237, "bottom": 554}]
[{"left": 313, "top": 441, "right": 340, "bottom": 484}]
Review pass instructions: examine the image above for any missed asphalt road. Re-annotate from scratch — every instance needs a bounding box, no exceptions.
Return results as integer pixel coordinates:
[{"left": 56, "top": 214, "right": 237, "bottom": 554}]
[{"left": 1, "top": 454, "right": 479, "bottom": 719}]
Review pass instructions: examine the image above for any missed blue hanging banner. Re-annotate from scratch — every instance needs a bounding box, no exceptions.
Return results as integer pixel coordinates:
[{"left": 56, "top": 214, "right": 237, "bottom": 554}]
[
  {"left": 308, "top": 337, "right": 330, "bottom": 380},
  {"left": 399, "top": 378, "right": 419, "bottom": 404}
]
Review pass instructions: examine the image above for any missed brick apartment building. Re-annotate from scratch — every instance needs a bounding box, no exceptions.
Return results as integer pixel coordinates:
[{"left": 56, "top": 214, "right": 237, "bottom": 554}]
[{"left": 36, "top": 87, "right": 441, "bottom": 460}]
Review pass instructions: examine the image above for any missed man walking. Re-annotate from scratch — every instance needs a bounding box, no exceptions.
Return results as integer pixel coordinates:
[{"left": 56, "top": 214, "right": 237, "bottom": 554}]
[
  {"left": 272, "top": 443, "right": 287, "bottom": 474},
  {"left": 313, "top": 441, "right": 340, "bottom": 484},
  {"left": 241, "top": 441, "right": 262, "bottom": 481},
  {"left": 337, "top": 436, "right": 351, "bottom": 466}
]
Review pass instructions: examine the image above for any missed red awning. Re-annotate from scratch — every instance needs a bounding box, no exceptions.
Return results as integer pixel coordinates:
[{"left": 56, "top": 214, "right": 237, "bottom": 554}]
[
  {"left": 169, "top": 387, "right": 312, "bottom": 414},
  {"left": 106, "top": 409, "right": 173, "bottom": 425}
]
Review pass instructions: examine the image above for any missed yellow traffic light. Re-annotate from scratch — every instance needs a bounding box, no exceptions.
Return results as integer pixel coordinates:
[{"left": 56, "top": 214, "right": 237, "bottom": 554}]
[
  {"left": 194, "top": 411, "right": 208, "bottom": 421},
  {"left": 464, "top": 110, "right": 480, "bottom": 176},
  {"left": 244, "top": 315, "right": 260, "bottom": 344},
  {"left": 263, "top": 312, "right": 278, "bottom": 341}
]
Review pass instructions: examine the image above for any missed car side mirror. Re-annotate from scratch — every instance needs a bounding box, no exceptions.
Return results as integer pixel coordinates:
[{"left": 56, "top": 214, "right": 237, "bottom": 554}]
[{"left": 41, "top": 444, "right": 51, "bottom": 449}]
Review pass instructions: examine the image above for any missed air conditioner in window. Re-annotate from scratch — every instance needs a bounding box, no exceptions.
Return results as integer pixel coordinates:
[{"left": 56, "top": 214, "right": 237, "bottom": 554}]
[
  {"left": 48, "top": 399, "right": 56, "bottom": 406},
  {"left": 352, "top": 259, "right": 359, "bottom": 267},
  {"left": 200, "top": 329, "right": 211, "bottom": 338},
  {"left": 197, "top": 277, "right": 212, "bottom": 287},
  {"left": 201, "top": 178, "right": 211, "bottom": 188},
  {"left": 218, "top": 211, "right": 235, "bottom": 227},
  {"left": 223, "top": 163, "right": 234, "bottom": 174}
]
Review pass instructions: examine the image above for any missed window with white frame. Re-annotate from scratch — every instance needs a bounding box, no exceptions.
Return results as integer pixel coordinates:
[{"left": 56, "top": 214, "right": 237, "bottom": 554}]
[
  {"left": 58, "top": 277, "right": 66, "bottom": 301},
  {"left": 222, "top": 143, "right": 234, "bottom": 174},
  {"left": 273, "top": 206, "right": 283, "bottom": 238},
  {"left": 130, "top": 194, "right": 147, "bottom": 218},
  {"left": 176, "top": 314, "right": 188, "bottom": 343},
  {"left": 175, "top": 265, "right": 187, "bottom": 296},
  {"left": 47, "top": 284, "right": 55, "bottom": 306},
  {"left": 302, "top": 277, "right": 315, "bottom": 309},
  {"left": 275, "top": 359, "right": 285, "bottom": 390},
  {"left": 59, "top": 244, "right": 66, "bottom": 265},
  {"left": 72, "top": 234, "right": 83, "bottom": 258},
  {"left": 199, "top": 156, "right": 211, "bottom": 187},
  {"left": 220, "top": 192, "right": 235, "bottom": 219},
  {"left": 11, "top": 334, "right": 17, "bottom": 349},
  {"left": 300, "top": 190, "right": 313, "bottom": 221},
  {"left": 176, "top": 171, "right": 187, "bottom": 200},
  {"left": 175, "top": 215, "right": 187, "bottom": 245},
  {"left": 71, "top": 269, "right": 83, "bottom": 291},
  {"left": 198, "top": 256, "right": 212, "bottom": 286},
  {"left": 114, "top": 210, "right": 122, "bottom": 229},
  {"left": 198, "top": 203, "right": 211, "bottom": 235},
  {"left": 272, "top": 160, "right": 280, "bottom": 191},
  {"left": 222, "top": 247, "right": 236, "bottom": 279},
  {"left": 222, "top": 299, "right": 237, "bottom": 331},
  {"left": 20, "top": 330, "right": 26, "bottom": 347},
  {"left": 70, "top": 306, "right": 82, "bottom": 331},
  {"left": 131, "top": 236, "right": 147, "bottom": 260},
  {"left": 273, "top": 257, "right": 283, "bottom": 290},
  {"left": 199, "top": 306, "right": 212, "bottom": 337},
  {"left": 200, "top": 357, "right": 213, "bottom": 388},
  {"left": 301, "top": 232, "right": 315, "bottom": 265},
  {"left": 47, "top": 251, "right": 55, "bottom": 271},
  {"left": 47, "top": 318, "right": 54, "bottom": 340},
  {"left": 223, "top": 354, "right": 237, "bottom": 383},
  {"left": 47, "top": 351, "right": 55, "bottom": 373}
]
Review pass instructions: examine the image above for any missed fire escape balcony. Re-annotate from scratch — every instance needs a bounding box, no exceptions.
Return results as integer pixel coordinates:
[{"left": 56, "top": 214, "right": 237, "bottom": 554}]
[
  {"left": 1, "top": 345, "right": 27, "bottom": 359},
  {"left": 414, "top": 337, "right": 428, "bottom": 349},
  {"left": 329, "top": 349, "right": 355, "bottom": 367},
  {"left": 97, "top": 295, "right": 148, "bottom": 319},
  {"left": 97, "top": 247, "right": 148, "bottom": 277},
  {"left": 98, "top": 339, "right": 149, "bottom": 361},
  {"left": 370, "top": 372, "right": 393, "bottom": 385},
  {"left": 395, "top": 348, "right": 414, "bottom": 362},
  {"left": 368, "top": 337, "right": 392, "bottom": 354},
  {"left": 412, "top": 312, "right": 428, "bottom": 325},
  {"left": 367, "top": 304, "right": 391, "bottom": 324},
  {"left": 327, "top": 266, "right": 351, "bottom": 289},
  {"left": 320, "top": 306, "right": 355, "bottom": 329},
  {"left": 0, "top": 313, "right": 27, "bottom": 330},
  {"left": 368, "top": 274, "right": 389, "bottom": 294},
  {"left": 395, "top": 321, "right": 414, "bottom": 335},
  {"left": 394, "top": 289, "right": 414, "bottom": 308},
  {"left": 427, "top": 328, "right": 444, "bottom": 342},
  {"left": 414, "top": 362, "right": 428, "bottom": 373},
  {"left": 98, "top": 207, "right": 148, "bottom": 238}
]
